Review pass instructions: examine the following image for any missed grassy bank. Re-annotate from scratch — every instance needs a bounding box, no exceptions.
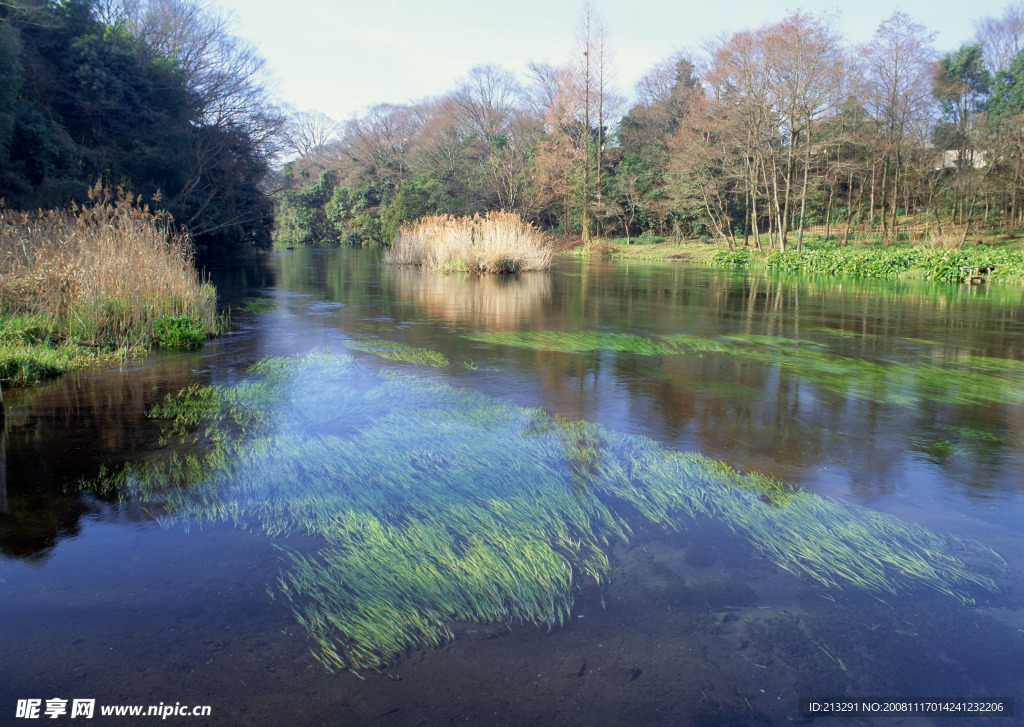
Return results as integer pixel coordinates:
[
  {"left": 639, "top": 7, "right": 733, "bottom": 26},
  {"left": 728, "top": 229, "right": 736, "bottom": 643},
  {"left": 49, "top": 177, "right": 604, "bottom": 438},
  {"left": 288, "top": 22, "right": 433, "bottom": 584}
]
[
  {"left": 561, "top": 231, "right": 1024, "bottom": 285},
  {"left": 385, "top": 212, "right": 551, "bottom": 273},
  {"left": 564, "top": 234, "right": 727, "bottom": 265},
  {"left": 708, "top": 237, "right": 1024, "bottom": 284},
  {"left": 0, "top": 187, "right": 219, "bottom": 385}
]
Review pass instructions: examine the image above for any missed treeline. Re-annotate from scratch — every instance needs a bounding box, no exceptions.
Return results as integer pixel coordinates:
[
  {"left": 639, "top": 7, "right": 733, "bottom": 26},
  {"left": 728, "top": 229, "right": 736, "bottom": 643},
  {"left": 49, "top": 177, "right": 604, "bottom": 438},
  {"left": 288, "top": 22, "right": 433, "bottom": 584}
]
[
  {"left": 277, "top": 3, "right": 1024, "bottom": 250},
  {"left": 0, "top": 0, "right": 281, "bottom": 251}
]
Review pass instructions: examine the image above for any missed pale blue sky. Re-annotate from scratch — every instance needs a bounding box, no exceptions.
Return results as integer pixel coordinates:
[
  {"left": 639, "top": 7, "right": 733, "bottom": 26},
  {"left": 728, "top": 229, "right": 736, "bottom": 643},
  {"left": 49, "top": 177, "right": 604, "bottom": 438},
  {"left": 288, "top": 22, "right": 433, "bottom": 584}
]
[{"left": 219, "top": 0, "right": 1015, "bottom": 123}]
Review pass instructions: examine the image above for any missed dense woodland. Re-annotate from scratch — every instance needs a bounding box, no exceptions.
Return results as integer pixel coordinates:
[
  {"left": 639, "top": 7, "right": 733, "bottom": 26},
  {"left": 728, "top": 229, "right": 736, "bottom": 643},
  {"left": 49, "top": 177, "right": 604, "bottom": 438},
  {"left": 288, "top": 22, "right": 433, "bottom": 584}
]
[
  {"left": 6, "top": 2, "right": 1024, "bottom": 254},
  {"left": 0, "top": 0, "right": 281, "bottom": 251},
  {"left": 277, "top": 4, "right": 1024, "bottom": 251}
]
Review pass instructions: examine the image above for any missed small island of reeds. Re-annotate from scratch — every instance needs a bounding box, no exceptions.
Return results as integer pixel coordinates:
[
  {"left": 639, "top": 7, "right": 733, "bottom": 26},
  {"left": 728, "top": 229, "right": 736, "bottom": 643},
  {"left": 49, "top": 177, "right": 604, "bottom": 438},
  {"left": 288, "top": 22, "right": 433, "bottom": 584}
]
[
  {"left": 384, "top": 211, "right": 552, "bottom": 274},
  {"left": 0, "top": 186, "right": 219, "bottom": 385}
]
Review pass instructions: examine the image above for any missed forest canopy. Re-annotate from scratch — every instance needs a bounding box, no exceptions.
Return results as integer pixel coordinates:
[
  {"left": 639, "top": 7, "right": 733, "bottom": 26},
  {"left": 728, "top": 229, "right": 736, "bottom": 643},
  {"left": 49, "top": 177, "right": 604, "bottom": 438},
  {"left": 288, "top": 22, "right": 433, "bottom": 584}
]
[
  {"left": 275, "top": 4, "right": 1024, "bottom": 251},
  {"left": 0, "top": 0, "right": 282, "bottom": 251}
]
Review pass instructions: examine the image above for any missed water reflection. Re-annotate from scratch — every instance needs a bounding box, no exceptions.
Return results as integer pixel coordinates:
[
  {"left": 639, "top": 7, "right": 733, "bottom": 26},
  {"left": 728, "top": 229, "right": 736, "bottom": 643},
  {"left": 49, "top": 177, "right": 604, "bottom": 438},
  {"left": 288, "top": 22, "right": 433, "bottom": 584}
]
[
  {"left": 0, "top": 358, "right": 204, "bottom": 560},
  {"left": 384, "top": 266, "right": 552, "bottom": 330},
  {"left": 1, "top": 425, "right": 6, "bottom": 515},
  {"left": 254, "top": 249, "right": 1024, "bottom": 510}
]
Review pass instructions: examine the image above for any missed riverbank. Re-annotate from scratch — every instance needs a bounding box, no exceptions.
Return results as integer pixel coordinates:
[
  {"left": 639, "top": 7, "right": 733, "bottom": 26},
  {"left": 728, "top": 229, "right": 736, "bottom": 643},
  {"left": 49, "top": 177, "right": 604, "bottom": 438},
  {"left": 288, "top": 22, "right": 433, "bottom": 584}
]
[
  {"left": 0, "top": 190, "right": 220, "bottom": 386},
  {"left": 560, "top": 233, "right": 1024, "bottom": 284},
  {"left": 712, "top": 238, "right": 1024, "bottom": 284},
  {"left": 558, "top": 235, "right": 723, "bottom": 264}
]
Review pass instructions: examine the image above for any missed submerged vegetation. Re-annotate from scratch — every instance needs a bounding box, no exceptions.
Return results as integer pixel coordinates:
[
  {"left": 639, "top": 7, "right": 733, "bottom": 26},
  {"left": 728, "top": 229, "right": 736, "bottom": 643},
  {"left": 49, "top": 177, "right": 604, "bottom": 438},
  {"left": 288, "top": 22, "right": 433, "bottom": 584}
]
[
  {"left": 345, "top": 337, "right": 450, "bottom": 367},
  {"left": 91, "top": 352, "right": 1002, "bottom": 672},
  {"left": 0, "top": 188, "right": 219, "bottom": 383},
  {"left": 464, "top": 330, "right": 1024, "bottom": 407},
  {"left": 384, "top": 212, "right": 552, "bottom": 274}
]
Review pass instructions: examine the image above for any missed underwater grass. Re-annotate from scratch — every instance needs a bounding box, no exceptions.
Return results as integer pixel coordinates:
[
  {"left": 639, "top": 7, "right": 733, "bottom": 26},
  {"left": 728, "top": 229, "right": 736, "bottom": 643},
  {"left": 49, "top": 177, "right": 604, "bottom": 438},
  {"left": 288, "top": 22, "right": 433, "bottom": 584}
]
[
  {"left": 345, "top": 338, "right": 449, "bottom": 368},
  {"left": 464, "top": 330, "right": 1024, "bottom": 407},
  {"left": 236, "top": 298, "right": 276, "bottom": 313},
  {"left": 91, "top": 352, "right": 1003, "bottom": 672}
]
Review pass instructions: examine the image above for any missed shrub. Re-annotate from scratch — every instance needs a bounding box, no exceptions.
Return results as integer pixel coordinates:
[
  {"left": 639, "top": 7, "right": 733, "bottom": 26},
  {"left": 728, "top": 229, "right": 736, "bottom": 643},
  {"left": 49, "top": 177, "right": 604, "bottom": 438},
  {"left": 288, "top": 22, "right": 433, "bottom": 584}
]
[
  {"left": 384, "top": 212, "right": 551, "bottom": 274},
  {"left": 635, "top": 230, "right": 666, "bottom": 244},
  {"left": 710, "top": 248, "right": 751, "bottom": 267},
  {"left": 584, "top": 239, "right": 615, "bottom": 256}
]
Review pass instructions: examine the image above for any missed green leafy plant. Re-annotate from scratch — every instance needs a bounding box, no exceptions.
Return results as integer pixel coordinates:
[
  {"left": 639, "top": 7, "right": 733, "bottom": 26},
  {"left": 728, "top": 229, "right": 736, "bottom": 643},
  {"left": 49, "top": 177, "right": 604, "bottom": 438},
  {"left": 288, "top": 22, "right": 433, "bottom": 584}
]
[{"left": 152, "top": 315, "right": 206, "bottom": 348}]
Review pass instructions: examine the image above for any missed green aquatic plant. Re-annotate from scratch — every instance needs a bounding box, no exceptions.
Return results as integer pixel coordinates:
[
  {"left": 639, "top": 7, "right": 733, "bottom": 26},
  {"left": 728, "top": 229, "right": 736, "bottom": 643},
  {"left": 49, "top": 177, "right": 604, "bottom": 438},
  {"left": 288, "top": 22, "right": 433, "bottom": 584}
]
[
  {"left": 758, "top": 243, "right": 1024, "bottom": 284},
  {"left": 152, "top": 315, "right": 206, "bottom": 348},
  {"left": 91, "top": 352, "right": 1003, "bottom": 672},
  {"left": 465, "top": 329, "right": 1024, "bottom": 407},
  {"left": 710, "top": 248, "right": 752, "bottom": 267},
  {"left": 942, "top": 425, "right": 1006, "bottom": 443},
  {"left": 911, "top": 437, "right": 961, "bottom": 464},
  {"left": 345, "top": 337, "right": 449, "bottom": 367},
  {"left": 236, "top": 298, "right": 276, "bottom": 313}
]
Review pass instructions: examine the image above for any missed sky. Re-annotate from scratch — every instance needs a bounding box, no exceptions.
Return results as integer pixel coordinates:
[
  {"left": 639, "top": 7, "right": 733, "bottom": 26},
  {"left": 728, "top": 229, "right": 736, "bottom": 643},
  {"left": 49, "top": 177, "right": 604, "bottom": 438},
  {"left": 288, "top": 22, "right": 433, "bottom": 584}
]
[{"left": 217, "top": 0, "right": 1017, "bottom": 124}]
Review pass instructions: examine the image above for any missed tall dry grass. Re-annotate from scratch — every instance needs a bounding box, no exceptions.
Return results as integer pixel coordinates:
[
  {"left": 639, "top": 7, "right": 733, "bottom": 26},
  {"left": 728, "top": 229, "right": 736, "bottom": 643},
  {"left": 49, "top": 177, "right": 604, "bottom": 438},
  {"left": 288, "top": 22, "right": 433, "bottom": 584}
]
[
  {"left": 384, "top": 211, "right": 552, "bottom": 274},
  {"left": 0, "top": 184, "right": 217, "bottom": 350}
]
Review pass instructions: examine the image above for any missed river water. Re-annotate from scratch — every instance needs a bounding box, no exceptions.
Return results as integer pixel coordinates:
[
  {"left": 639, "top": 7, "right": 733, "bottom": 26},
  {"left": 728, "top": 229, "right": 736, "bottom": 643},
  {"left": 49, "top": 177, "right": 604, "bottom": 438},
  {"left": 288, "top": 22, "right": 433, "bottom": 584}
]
[{"left": 2, "top": 247, "right": 1023, "bottom": 726}]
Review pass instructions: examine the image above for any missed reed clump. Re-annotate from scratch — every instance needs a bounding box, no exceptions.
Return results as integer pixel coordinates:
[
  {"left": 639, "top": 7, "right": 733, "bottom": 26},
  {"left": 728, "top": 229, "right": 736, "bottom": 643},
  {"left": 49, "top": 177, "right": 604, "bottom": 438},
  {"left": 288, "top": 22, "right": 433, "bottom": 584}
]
[
  {"left": 0, "top": 184, "right": 219, "bottom": 382},
  {"left": 384, "top": 212, "right": 552, "bottom": 274}
]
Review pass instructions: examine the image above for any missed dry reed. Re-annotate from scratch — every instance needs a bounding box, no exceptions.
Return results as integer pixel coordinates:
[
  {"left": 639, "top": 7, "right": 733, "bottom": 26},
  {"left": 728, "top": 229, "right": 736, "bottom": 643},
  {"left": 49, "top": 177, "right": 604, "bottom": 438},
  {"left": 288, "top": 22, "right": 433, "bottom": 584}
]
[
  {"left": 384, "top": 212, "right": 552, "bottom": 274},
  {"left": 0, "top": 183, "right": 217, "bottom": 351},
  {"left": 926, "top": 231, "right": 967, "bottom": 249}
]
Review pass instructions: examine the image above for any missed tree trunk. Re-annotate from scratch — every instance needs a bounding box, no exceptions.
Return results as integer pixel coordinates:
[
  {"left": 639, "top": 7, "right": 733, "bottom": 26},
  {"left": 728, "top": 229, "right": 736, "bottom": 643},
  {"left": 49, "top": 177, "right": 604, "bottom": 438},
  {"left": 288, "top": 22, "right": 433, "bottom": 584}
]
[{"left": 797, "top": 120, "right": 812, "bottom": 252}]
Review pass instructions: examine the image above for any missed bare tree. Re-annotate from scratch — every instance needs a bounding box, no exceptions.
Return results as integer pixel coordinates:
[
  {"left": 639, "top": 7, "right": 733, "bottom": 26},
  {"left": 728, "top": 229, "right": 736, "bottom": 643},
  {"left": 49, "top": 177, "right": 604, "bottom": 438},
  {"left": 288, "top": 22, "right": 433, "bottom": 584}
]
[
  {"left": 522, "top": 61, "right": 564, "bottom": 120},
  {"left": 341, "top": 103, "right": 420, "bottom": 188},
  {"left": 975, "top": 2, "right": 1024, "bottom": 73},
  {"left": 282, "top": 109, "right": 341, "bottom": 170},
  {"left": 98, "top": 0, "right": 284, "bottom": 241},
  {"left": 453, "top": 64, "right": 520, "bottom": 142},
  {"left": 767, "top": 12, "right": 845, "bottom": 248},
  {"left": 122, "top": 0, "right": 283, "bottom": 148},
  {"left": 860, "top": 12, "right": 937, "bottom": 238},
  {"left": 691, "top": 12, "right": 844, "bottom": 250}
]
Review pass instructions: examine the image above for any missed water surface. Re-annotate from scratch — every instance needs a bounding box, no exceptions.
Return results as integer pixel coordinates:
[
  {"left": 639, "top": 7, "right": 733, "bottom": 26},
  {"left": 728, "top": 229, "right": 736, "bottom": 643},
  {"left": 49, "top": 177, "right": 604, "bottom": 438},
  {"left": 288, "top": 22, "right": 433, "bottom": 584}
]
[{"left": 2, "top": 248, "right": 1023, "bottom": 725}]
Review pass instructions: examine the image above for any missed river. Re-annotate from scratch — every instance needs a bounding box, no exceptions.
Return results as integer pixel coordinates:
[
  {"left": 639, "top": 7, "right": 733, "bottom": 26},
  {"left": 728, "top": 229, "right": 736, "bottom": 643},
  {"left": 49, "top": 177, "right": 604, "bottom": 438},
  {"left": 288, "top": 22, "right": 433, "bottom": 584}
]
[{"left": 2, "top": 247, "right": 1022, "bottom": 726}]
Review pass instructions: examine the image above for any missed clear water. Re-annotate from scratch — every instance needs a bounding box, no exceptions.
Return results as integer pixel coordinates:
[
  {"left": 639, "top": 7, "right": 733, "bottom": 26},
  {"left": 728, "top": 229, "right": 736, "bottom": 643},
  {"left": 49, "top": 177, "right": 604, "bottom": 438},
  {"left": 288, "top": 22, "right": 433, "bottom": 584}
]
[{"left": 2, "top": 247, "right": 1023, "bottom": 726}]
